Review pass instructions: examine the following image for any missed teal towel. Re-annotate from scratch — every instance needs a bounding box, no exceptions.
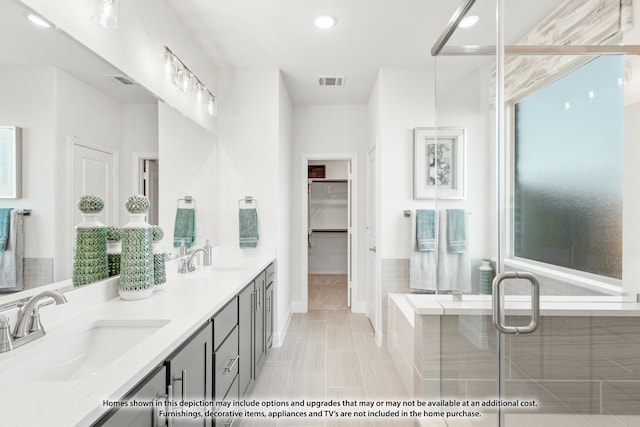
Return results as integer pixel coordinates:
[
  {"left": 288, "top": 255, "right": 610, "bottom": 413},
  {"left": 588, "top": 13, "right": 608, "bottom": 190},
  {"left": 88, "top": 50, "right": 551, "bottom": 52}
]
[
  {"left": 173, "top": 208, "right": 195, "bottom": 248},
  {"left": 447, "top": 209, "right": 467, "bottom": 253},
  {"left": 0, "top": 208, "right": 12, "bottom": 251},
  {"left": 239, "top": 208, "right": 259, "bottom": 248},
  {"left": 416, "top": 209, "right": 436, "bottom": 252}
]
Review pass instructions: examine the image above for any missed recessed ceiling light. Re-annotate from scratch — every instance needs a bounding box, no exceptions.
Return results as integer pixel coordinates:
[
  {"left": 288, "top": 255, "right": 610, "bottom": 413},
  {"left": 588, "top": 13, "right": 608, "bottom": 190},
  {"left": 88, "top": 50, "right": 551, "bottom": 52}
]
[
  {"left": 314, "top": 15, "right": 336, "bottom": 29},
  {"left": 27, "top": 13, "right": 52, "bottom": 28},
  {"left": 458, "top": 15, "right": 479, "bottom": 29}
]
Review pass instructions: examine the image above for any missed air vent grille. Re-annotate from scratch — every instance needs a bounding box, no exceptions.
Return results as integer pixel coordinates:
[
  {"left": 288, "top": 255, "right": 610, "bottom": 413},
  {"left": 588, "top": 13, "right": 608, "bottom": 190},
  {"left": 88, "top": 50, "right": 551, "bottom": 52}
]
[
  {"left": 318, "top": 76, "right": 345, "bottom": 87},
  {"left": 111, "top": 75, "right": 135, "bottom": 85}
]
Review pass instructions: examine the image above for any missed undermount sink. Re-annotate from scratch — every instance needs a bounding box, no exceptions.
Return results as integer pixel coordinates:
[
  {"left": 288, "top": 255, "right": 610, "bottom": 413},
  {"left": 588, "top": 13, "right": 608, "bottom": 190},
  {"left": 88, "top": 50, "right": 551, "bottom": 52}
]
[{"left": 1, "top": 319, "right": 170, "bottom": 381}]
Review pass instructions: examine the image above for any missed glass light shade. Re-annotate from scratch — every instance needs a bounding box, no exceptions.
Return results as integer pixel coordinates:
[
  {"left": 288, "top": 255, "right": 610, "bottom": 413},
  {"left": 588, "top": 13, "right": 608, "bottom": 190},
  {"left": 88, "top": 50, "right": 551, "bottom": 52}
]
[
  {"left": 162, "top": 51, "right": 177, "bottom": 81},
  {"left": 91, "top": 0, "right": 120, "bottom": 30},
  {"left": 195, "top": 82, "right": 205, "bottom": 104},
  {"left": 176, "top": 68, "right": 194, "bottom": 93},
  {"left": 207, "top": 94, "right": 217, "bottom": 117}
]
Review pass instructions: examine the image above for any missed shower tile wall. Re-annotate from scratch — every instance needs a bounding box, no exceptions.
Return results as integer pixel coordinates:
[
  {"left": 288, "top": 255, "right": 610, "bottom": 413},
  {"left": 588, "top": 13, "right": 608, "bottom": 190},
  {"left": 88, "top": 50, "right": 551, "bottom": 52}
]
[
  {"left": 381, "top": 259, "right": 410, "bottom": 342},
  {"left": 414, "top": 314, "right": 640, "bottom": 415},
  {"left": 23, "top": 258, "right": 53, "bottom": 289}
]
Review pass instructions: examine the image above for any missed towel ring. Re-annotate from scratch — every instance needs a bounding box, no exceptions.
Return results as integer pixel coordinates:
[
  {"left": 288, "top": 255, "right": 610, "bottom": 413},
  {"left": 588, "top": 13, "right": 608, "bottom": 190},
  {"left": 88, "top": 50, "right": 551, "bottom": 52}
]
[
  {"left": 238, "top": 196, "right": 257, "bottom": 209},
  {"left": 177, "top": 196, "right": 196, "bottom": 209}
]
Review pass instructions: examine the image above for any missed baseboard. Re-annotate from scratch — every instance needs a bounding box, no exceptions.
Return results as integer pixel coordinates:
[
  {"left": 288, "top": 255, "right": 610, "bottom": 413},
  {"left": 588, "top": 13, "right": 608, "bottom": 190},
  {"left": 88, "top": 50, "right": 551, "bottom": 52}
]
[{"left": 273, "top": 310, "right": 293, "bottom": 348}]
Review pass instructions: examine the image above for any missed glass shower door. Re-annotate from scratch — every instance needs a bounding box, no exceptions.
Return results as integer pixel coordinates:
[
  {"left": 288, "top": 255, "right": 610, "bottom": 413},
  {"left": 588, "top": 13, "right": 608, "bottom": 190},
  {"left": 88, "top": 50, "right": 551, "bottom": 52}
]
[{"left": 433, "top": 0, "right": 640, "bottom": 426}]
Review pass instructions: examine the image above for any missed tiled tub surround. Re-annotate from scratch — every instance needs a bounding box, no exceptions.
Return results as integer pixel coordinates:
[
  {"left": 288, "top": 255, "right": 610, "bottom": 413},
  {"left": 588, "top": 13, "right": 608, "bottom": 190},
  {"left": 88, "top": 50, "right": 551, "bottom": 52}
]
[
  {"left": 0, "top": 247, "right": 276, "bottom": 426},
  {"left": 388, "top": 294, "right": 640, "bottom": 425}
]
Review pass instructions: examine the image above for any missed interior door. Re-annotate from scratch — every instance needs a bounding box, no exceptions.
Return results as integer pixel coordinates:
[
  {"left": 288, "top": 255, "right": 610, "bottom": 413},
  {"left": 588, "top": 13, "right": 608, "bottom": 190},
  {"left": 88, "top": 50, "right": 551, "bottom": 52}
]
[
  {"left": 347, "top": 160, "right": 353, "bottom": 308},
  {"left": 143, "top": 159, "right": 159, "bottom": 225},
  {"left": 366, "top": 148, "right": 378, "bottom": 334},
  {"left": 72, "top": 142, "right": 117, "bottom": 228}
]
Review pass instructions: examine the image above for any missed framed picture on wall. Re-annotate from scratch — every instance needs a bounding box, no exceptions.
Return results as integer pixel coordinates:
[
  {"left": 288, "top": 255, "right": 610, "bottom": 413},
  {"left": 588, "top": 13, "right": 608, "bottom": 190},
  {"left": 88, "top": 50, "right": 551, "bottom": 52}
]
[
  {"left": 413, "top": 127, "right": 465, "bottom": 199},
  {"left": 0, "top": 126, "right": 22, "bottom": 199}
]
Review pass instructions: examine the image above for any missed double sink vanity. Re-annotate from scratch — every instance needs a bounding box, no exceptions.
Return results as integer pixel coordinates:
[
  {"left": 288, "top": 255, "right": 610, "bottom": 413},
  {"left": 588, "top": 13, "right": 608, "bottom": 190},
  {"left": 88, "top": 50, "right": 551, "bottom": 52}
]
[{"left": 0, "top": 248, "right": 276, "bottom": 426}]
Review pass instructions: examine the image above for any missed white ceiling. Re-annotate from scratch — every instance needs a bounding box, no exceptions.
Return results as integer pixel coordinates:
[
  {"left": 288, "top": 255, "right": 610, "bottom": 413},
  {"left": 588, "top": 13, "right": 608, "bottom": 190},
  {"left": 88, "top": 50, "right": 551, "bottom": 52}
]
[
  {"left": 0, "top": 0, "right": 156, "bottom": 104},
  {"left": 167, "top": 0, "right": 562, "bottom": 105}
]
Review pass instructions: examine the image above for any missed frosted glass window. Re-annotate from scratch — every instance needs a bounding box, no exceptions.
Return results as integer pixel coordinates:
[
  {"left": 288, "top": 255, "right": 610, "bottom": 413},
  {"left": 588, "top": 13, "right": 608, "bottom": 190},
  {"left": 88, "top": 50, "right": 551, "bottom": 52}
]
[{"left": 514, "top": 56, "right": 623, "bottom": 279}]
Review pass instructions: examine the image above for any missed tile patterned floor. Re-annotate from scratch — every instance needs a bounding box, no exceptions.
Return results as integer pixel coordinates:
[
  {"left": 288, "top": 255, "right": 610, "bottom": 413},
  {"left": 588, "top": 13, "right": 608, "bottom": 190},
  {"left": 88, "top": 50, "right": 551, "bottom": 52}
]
[
  {"left": 308, "top": 274, "right": 348, "bottom": 310},
  {"left": 242, "top": 309, "right": 414, "bottom": 426}
]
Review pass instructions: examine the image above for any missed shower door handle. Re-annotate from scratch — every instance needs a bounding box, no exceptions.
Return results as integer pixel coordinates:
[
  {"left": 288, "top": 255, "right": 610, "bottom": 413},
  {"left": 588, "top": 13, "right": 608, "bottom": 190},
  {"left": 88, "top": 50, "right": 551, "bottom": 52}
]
[{"left": 492, "top": 272, "right": 540, "bottom": 335}]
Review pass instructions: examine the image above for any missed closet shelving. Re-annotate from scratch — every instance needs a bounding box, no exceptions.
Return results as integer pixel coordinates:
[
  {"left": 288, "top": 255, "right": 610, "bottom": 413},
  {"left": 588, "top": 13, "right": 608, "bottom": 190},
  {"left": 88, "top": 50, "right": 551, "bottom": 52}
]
[{"left": 308, "top": 179, "right": 348, "bottom": 234}]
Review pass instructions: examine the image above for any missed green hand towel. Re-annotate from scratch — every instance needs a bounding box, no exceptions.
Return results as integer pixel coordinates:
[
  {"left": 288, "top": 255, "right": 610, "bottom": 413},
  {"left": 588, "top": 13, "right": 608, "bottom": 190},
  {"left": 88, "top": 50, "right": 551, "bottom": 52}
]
[
  {"left": 239, "top": 208, "right": 259, "bottom": 248},
  {"left": 416, "top": 209, "right": 436, "bottom": 252},
  {"left": 447, "top": 209, "right": 467, "bottom": 253},
  {"left": 173, "top": 208, "right": 195, "bottom": 248},
  {"left": 0, "top": 208, "right": 12, "bottom": 251}
]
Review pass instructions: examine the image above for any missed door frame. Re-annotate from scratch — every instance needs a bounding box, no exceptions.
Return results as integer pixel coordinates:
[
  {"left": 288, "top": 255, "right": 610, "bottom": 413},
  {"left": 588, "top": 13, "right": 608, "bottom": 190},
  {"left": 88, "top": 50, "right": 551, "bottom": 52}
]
[
  {"left": 65, "top": 136, "right": 119, "bottom": 279},
  {"left": 300, "top": 153, "right": 359, "bottom": 313}
]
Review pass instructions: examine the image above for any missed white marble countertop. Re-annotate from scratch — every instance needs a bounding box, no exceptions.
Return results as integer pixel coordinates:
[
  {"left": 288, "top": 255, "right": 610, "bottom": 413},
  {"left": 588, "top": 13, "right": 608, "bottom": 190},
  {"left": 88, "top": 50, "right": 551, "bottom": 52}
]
[
  {"left": 0, "top": 247, "right": 275, "bottom": 427},
  {"left": 405, "top": 293, "right": 640, "bottom": 316}
]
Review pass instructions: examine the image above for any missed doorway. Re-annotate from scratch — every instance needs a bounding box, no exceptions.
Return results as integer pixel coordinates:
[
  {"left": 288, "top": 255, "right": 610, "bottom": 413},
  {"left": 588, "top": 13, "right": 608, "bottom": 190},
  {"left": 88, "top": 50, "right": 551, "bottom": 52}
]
[
  {"left": 133, "top": 153, "right": 159, "bottom": 225},
  {"left": 301, "top": 154, "right": 357, "bottom": 313}
]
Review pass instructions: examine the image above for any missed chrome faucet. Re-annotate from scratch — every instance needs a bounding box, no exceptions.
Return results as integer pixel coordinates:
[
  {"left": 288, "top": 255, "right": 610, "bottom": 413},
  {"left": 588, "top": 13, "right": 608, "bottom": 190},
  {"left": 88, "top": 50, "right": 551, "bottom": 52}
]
[
  {"left": 0, "top": 290, "right": 67, "bottom": 353},
  {"left": 179, "top": 244, "right": 213, "bottom": 274}
]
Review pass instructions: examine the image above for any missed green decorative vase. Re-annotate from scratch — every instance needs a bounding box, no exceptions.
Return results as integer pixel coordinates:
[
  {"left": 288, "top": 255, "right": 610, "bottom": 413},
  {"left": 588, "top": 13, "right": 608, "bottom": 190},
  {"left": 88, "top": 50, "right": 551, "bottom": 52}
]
[
  {"left": 152, "top": 225, "right": 167, "bottom": 290},
  {"left": 479, "top": 261, "right": 495, "bottom": 295},
  {"left": 73, "top": 195, "right": 108, "bottom": 287},
  {"left": 119, "top": 195, "right": 154, "bottom": 300},
  {"left": 106, "top": 226, "right": 122, "bottom": 277}
]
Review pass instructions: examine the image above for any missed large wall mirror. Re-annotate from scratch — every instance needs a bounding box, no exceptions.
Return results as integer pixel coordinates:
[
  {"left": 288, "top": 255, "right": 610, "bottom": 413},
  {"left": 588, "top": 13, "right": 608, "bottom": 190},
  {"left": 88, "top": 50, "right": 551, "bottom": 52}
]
[{"left": 0, "top": 0, "right": 159, "bottom": 293}]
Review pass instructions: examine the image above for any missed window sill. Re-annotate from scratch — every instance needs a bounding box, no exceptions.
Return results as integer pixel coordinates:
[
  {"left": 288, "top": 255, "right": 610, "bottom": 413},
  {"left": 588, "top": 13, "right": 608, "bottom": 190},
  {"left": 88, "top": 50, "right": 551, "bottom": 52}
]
[{"left": 503, "top": 257, "right": 623, "bottom": 296}]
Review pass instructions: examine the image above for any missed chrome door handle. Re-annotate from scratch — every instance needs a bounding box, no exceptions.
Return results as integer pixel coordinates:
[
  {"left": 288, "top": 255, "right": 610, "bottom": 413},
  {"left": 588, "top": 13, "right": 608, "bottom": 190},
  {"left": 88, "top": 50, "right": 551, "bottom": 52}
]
[
  {"left": 492, "top": 272, "right": 540, "bottom": 335},
  {"left": 368, "top": 246, "right": 376, "bottom": 252}
]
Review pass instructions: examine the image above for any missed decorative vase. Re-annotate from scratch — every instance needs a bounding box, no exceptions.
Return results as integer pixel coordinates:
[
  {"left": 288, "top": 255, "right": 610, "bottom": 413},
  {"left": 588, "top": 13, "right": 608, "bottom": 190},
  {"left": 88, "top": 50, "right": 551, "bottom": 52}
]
[
  {"left": 106, "top": 226, "right": 122, "bottom": 277},
  {"left": 119, "top": 195, "right": 154, "bottom": 300},
  {"left": 73, "top": 195, "right": 108, "bottom": 287},
  {"left": 152, "top": 225, "right": 167, "bottom": 290},
  {"left": 479, "top": 261, "right": 495, "bottom": 295}
]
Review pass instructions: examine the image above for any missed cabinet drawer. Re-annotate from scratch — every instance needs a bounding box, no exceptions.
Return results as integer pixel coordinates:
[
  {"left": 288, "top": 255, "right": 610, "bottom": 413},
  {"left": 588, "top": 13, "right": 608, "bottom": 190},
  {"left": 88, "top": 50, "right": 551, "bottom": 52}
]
[
  {"left": 215, "top": 374, "right": 239, "bottom": 427},
  {"left": 214, "top": 325, "right": 239, "bottom": 401},
  {"left": 213, "top": 298, "right": 238, "bottom": 349},
  {"left": 266, "top": 263, "right": 275, "bottom": 285}
]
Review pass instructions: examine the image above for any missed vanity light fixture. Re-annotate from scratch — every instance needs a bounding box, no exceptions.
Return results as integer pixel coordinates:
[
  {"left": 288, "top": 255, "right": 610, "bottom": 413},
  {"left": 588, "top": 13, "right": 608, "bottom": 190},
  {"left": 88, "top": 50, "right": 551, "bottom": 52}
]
[
  {"left": 162, "top": 46, "right": 217, "bottom": 117},
  {"left": 26, "top": 13, "right": 52, "bottom": 28},
  {"left": 314, "top": 15, "right": 336, "bottom": 29},
  {"left": 91, "top": 0, "right": 120, "bottom": 30},
  {"left": 458, "top": 15, "right": 479, "bottom": 29}
]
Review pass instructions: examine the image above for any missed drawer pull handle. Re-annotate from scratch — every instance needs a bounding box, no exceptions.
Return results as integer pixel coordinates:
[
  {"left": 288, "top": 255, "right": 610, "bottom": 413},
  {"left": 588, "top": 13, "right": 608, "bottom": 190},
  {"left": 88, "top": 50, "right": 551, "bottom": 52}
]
[
  {"left": 225, "top": 355, "right": 240, "bottom": 372},
  {"left": 173, "top": 369, "right": 187, "bottom": 401}
]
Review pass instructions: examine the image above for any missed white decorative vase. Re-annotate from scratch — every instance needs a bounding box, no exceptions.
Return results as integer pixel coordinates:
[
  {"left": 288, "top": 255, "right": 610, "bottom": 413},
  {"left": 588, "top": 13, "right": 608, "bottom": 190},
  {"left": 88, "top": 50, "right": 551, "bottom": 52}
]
[
  {"left": 119, "top": 195, "right": 154, "bottom": 301},
  {"left": 479, "top": 261, "right": 495, "bottom": 295}
]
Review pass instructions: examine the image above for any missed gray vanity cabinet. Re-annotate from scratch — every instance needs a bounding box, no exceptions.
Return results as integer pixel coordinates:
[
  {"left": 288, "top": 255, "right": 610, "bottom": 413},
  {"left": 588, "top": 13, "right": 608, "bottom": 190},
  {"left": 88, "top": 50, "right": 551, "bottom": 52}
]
[
  {"left": 265, "top": 264, "right": 275, "bottom": 351},
  {"left": 212, "top": 298, "right": 239, "bottom": 426},
  {"left": 253, "top": 270, "right": 266, "bottom": 378},
  {"left": 95, "top": 365, "right": 167, "bottom": 427},
  {"left": 165, "top": 322, "right": 213, "bottom": 427},
  {"left": 238, "top": 281, "right": 254, "bottom": 396}
]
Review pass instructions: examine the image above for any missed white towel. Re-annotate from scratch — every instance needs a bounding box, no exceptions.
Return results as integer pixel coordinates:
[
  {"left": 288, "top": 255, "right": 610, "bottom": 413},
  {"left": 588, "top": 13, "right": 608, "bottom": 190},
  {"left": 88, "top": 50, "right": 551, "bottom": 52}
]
[
  {"left": 410, "top": 211, "right": 437, "bottom": 292},
  {"left": 437, "top": 211, "right": 471, "bottom": 292},
  {"left": 0, "top": 210, "right": 24, "bottom": 290}
]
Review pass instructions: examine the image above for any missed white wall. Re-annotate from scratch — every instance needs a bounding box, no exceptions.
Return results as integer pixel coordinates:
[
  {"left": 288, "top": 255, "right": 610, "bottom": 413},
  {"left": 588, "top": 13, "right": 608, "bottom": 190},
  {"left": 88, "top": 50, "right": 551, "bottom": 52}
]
[
  {"left": 217, "top": 67, "right": 291, "bottom": 345},
  {"left": 291, "top": 105, "right": 369, "bottom": 312},
  {"left": 21, "top": 0, "right": 217, "bottom": 133},
  {"left": 276, "top": 72, "right": 293, "bottom": 346},
  {"left": 0, "top": 66, "right": 56, "bottom": 260},
  {"left": 158, "top": 102, "right": 218, "bottom": 254},
  {"left": 121, "top": 104, "right": 159, "bottom": 222},
  {"left": 376, "top": 67, "right": 494, "bottom": 262}
]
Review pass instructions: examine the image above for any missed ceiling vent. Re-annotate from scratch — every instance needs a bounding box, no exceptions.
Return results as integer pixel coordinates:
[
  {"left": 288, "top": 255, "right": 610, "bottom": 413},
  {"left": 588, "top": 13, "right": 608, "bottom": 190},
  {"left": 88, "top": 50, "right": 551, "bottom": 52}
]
[
  {"left": 318, "top": 76, "right": 345, "bottom": 87},
  {"left": 110, "top": 75, "right": 135, "bottom": 85}
]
